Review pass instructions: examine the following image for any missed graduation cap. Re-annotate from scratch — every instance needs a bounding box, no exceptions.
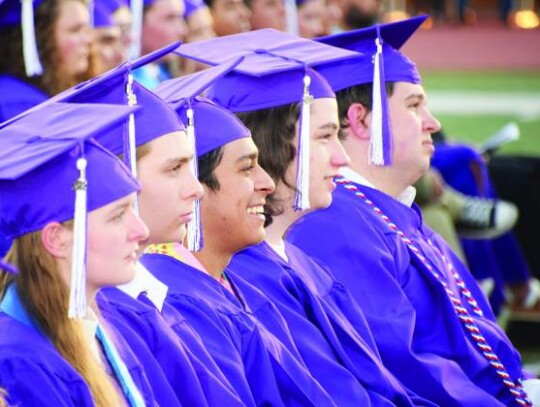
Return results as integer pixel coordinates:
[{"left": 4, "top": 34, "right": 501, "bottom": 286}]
[
  {"left": 176, "top": 29, "right": 357, "bottom": 210},
  {"left": 2, "top": 42, "right": 184, "bottom": 201},
  {"left": 0, "top": 102, "right": 140, "bottom": 316},
  {"left": 155, "top": 57, "right": 249, "bottom": 251},
  {"left": 0, "top": 0, "right": 44, "bottom": 76},
  {"left": 315, "top": 15, "right": 427, "bottom": 166}
]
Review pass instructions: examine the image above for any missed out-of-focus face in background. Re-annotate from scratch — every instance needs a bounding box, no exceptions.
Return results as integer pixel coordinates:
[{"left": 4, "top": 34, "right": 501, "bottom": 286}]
[
  {"left": 208, "top": 0, "right": 251, "bottom": 36},
  {"left": 142, "top": 0, "right": 188, "bottom": 60},
  {"left": 298, "top": 0, "right": 328, "bottom": 38},
  {"left": 248, "top": 0, "right": 286, "bottom": 30}
]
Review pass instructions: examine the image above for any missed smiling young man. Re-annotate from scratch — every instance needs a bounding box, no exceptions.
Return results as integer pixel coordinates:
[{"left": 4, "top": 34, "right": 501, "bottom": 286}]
[
  {"left": 208, "top": 64, "right": 427, "bottom": 405},
  {"left": 144, "top": 76, "right": 339, "bottom": 404},
  {"left": 287, "top": 16, "right": 540, "bottom": 406}
]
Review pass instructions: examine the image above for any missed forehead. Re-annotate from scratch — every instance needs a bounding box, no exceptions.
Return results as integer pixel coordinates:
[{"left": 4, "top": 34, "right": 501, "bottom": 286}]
[
  {"left": 147, "top": 130, "right": 191, "bottom": 156},
  {"left": 220, "top": 137, "right": 258, "bottom": 163},
  {"left": 391, "top": 82, "right": 427, "bottom": 99}
]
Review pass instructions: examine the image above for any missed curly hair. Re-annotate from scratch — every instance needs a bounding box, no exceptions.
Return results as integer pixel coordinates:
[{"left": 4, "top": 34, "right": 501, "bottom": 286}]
[
  {"left": 236, "top": 103, "right": 299, "bottom": 221},
  {"left": 0, "top": 0, "right": 98, "bottom": 96}
]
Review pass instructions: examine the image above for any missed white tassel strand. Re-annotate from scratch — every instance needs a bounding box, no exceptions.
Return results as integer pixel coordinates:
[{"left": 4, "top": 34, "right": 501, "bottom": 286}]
[
  {"left": 126, "top": 73, "right": 139, "bottom": 214},
  {"left": 21, "top": 0, "right": 43, "bottom": 77},
  {"left": 370, "top": 37, "right": 384, "bottom": 166},
  {"left": 69, "top": 157, "right": 88, "bottom": 319},
  {"left": 186, "top": 107, "right": 202, "bottom": 251},
  {"left": 295, "top": 73, "right": 312, "bottom": 211}
]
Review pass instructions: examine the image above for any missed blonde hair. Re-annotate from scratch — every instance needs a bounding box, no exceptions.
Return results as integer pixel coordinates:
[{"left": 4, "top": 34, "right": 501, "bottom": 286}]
[
  {"left": 0, "top": 231, "right": 121, "bottom": 407},
  {"left": 0, "top": 388, "right": 6, "bottom": 407}
]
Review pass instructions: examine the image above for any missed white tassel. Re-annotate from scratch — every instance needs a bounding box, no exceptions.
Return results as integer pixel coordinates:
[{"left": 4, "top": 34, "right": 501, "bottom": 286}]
[
  {"left": 186, "top": 107, "right": 202, "bottom": 251},
  {"left": 21, "top": 0, "right": 43, "bottom": 77},
  {"left": 129, "top": 0, "right": 144, "bottom": 60},
  {"left": 369, "top": 37, "right": 384, "bottom": 166},
  {"left": 294, "top": 73, "right": 312, "bottom": 211},
  {"left": 126, "top": 73, "right": 139, "bottom": 214},
  {"left": 69, "top": 157, "right": 88, "bottom": 319}
]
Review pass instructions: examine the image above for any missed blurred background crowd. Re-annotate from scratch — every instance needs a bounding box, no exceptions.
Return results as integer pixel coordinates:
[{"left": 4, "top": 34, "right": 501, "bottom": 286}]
[{"left": 1, "top": 0, "right": 539, "bottom": 371}]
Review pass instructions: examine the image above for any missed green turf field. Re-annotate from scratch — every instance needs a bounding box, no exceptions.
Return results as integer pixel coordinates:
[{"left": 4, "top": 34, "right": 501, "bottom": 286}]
[{"left": 422, "top": 71, "right": 540, "bottom": 155}]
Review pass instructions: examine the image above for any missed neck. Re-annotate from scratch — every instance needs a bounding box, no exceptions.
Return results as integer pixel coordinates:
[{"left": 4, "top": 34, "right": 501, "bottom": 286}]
[
  {"left": 265, "top": 187, "right": 304, "bottom": 246},
  {"left": 344, "top": 145, "right": 408, "bottom": 199},
  {"left": 193, "top": 245, "right": 231, "bottom": 281}
]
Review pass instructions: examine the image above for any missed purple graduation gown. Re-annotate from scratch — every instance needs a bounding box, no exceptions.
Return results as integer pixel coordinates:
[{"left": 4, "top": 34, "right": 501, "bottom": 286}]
[
  {"left": 287, "top": 179, "right": 527, "bottom": 406},
  {"left": 0, "top": 285, "right": 156, "bottom": 406},
  {"left": 140, "top": 252, "right": 336, "bottom": 407},
  {"left": 99, "top": 287, "right": 245, "bottom": 407},
  {"left": 229, "top": 241, "right": 425, "bottom": 406}
]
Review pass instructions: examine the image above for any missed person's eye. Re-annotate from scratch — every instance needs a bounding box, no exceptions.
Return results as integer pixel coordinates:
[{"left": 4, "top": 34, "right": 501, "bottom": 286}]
[{"left": 111, "top": 209, "right": 126, "bottom": 223}]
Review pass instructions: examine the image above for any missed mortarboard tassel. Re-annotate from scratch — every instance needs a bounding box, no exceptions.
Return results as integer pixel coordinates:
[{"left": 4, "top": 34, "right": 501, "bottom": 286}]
[
  {"left": 369, "top": 28, "right": 392, "bottom": 166},
  {"left": 125, "top": 72, "right": 139, "bottom": 214},
  {"left": 185, "top": 104, "right": 203, "bottom": 251},
  {"left": 21, "top": 0, "right": 43, "bottom": 77},
  {"left": 293, "top": 72, "right": 312, "bottom": 211},
  {"left": 129, "top": 0, "right": 144, "bottom": 60},
  {"left": 68, "top": 154, "right": 88, "bottom": 319}
]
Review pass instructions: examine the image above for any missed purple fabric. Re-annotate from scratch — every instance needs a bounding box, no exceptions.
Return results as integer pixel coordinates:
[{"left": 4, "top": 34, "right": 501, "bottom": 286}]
[
  {"left": 209, "top": 67, "right": 334, "bottom": 113},
  {"left": 0, "top": 103, "right": 140, "bottom": 239},
  {"left": 287, "top": 180, "right": 526, "bottom": 406},
  {"left": 0, "top": 0, "right": 44, "bottom": 27}
]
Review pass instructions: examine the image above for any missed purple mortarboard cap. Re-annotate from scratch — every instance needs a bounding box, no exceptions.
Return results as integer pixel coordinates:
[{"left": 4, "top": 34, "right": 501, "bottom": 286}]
[
  {"left": 175, "top": 28, "right": 359, "bottom": 75},
  {"left": 9, "top": 43, "right": 185, "bottom": 182},
  {"left": 0, "top": 0, "right": 45, "bottom": 76},
  {"left": 0, "top": 102, "right": 140, "bottom": 315},
  {"left": 315, "top": 15, "right": 427, "bottom": 166},
  {"left": 155, "top": 58, "right": 248, "bottom": 251},
  {"left": 156, "top": 58, "right": 251, "bottom": 156},
  {"left": 184, "top": 0, "right": 205, "bottom": 18},
  {"left": 94, "top": 2, "right": 115, "bottom": 28},
  {"left": 176, "top": 29, "right": 356, "bottom": 210}
]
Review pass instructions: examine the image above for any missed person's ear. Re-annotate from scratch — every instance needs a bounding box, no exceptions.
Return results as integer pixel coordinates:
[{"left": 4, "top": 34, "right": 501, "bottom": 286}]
[
  {"left": 40, "top": 222, "right": 72, "bottom": 258},
  {"left": 346, "top": 102, "right": 371, "bottom": 140}
]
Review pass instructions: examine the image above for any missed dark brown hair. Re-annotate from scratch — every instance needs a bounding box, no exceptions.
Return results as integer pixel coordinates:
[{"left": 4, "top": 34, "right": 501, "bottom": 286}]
[
  {"left": 236, "top": 103, "right": 299, "bottom": 219},
  {"left": 335, "top": 82, "right": 395, "bottom": 140}
]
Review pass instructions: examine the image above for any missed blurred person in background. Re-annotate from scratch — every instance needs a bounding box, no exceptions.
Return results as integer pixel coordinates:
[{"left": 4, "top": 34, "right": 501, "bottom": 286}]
[
  {"left": 182, "top": 0, "right": 216, "bottom": 73},
  {"left": 0, "top": 0, "right": 96, "bottom": 122},
  {"left": 133, "top": 0, "right": 187, "bottom": 88},
  {"left": 329, "top": 0, "right": 380, "bottom": 31},
  {"left": 297, "top": 0, "right": 328, "bottom": 37},
  {"left": 93, "top": 2, "right": 127, "bottom": 73},
  {"left": 204, "top": 0, "right": 251, "bottom": 36},
  {"left": 245, "top": 0, "right": 286, "bottom": 30}
]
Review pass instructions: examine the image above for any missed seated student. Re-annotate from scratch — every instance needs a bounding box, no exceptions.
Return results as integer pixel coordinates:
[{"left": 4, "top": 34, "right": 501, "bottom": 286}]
[
  {"left": 286, "top": 16, "right": 540, "bottom": 406},
  {"left": 0, "top": 0, "right": 96, "bottom": 122},
  {"left": 0, "top": 103, "right": 155, "bottom": 406},
  {"left": 149, "top": 66, "right": 343, "bottom": 406},
  {"left": 52, "top": 48, "right": 245, "bottom": 407},
  {"left": 187, "top": 38, "right": 426, "bottom": 405}
]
